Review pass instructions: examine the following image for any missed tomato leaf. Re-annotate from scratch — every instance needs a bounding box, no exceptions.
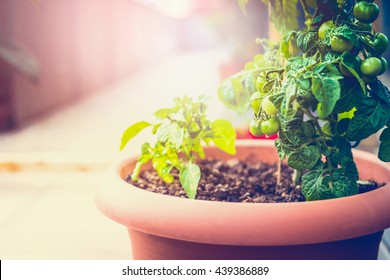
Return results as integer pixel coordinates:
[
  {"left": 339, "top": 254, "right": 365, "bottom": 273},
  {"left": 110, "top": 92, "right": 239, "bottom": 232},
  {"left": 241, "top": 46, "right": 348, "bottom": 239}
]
[
  {"left": 334, "top": 79, "right": 363, "bottom": 114},
  {"left": 296, "top": 31, "right": 317, "bottom": 53},
  {"left": 267, "top": 0, "right": 300, "bottom": 35},
  {"left": 301, "top": 170, "right": 334, "bottom": 201},
  {"left": 312, "top": 75, "right": 341, "bottom": 118},
  {"left": 331, "top": 169, "right": 358, "bottom": 198},
  {"left": 156, "top": 122, "right": 185, "bottom": 149},
  {"left": 180, "top": 162, "right": 201, "bottom": 199},
  {"left": 288, "top": 145, "right": 321, "bottom": 171},
  {"left": 347, "top": 97, "right": 390, "bottom": 141},
  {"left": 370, "top": 80, "right": 390, "bottom": 107},
  {"left": 379, "top": 128, "right": 390, "bottom": 162}
]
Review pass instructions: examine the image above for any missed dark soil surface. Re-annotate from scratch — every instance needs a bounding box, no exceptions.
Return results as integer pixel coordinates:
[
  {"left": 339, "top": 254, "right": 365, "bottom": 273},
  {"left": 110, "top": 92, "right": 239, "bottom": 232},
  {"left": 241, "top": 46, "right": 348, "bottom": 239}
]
[{"left": 126, "top": 159, "right": 383, "bottom": 203}]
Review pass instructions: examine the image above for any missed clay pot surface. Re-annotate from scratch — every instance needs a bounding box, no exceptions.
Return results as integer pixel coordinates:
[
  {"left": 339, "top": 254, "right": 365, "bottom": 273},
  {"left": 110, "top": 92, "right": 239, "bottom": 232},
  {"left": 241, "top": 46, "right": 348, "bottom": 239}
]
[{"left": 96, "top": 140, "right": 390, "bottom": 259}]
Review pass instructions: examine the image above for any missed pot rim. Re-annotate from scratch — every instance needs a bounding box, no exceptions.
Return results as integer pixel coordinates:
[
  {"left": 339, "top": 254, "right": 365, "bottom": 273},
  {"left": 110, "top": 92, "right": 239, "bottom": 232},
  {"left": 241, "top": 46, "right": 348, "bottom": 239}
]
[{"left": 96, "top": 140, "right": 390, "bottom": 246}]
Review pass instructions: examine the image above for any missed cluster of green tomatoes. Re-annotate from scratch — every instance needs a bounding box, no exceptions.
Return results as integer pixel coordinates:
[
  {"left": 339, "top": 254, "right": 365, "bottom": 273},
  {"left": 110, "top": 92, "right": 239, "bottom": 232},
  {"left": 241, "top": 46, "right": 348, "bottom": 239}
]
[
  {"left": 249, "top": 75, "right": 280, "bottom": 137},
  {"left": 248, "top": 0, "right": 388, "bottom": 137},
  {"left": 323, "top": 0, "right": 388, "bottom": 81}
]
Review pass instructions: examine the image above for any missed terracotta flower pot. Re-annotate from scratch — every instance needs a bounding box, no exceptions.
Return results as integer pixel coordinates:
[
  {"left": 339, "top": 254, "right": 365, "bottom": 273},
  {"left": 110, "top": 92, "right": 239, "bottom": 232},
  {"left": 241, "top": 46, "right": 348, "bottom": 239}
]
[{"left": 95, "top": 140, "right": 390, "bottom": 260}]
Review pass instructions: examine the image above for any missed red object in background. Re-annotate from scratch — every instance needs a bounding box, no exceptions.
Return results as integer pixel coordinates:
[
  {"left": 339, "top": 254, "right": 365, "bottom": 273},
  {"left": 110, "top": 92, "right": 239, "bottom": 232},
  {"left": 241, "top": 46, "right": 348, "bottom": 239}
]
[{"left": 235, "top": 126, "right": 278, "bottom": 140}]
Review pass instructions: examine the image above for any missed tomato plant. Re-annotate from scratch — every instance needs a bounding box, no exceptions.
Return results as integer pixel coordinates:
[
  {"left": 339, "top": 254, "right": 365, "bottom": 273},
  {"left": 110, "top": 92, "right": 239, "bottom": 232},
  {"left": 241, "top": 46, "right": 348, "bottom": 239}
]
[
  {"left": 121, "top": 96, "right": 236, "bottom": 199},
  {"left": 220, "top": 0, "right": 390, "bottom": 201}
]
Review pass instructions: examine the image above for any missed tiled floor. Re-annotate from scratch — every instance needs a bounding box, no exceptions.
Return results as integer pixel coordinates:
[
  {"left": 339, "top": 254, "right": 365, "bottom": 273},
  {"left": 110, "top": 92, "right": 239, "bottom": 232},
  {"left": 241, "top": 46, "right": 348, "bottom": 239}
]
[{"left": 0, "top": 50, "right": 389, "bottom": 259}]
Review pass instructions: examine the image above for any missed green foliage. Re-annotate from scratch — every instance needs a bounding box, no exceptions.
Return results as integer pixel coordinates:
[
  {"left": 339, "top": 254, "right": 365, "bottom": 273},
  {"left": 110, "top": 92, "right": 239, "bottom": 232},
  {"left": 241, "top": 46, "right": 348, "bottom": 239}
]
[
  {"left": 218, "top": 41, "right": 282, "bottom": 112},
  {"left": 120, "top": 121, "right": 151, "bottom": 151},
  {"left": 121, "top": 96, "right": 236, "bottom": 199},
  {"left": 180, "top": 163, "right": 201, "bottom": 199},
  {"left": 228, "top": 0, "right": 390, "bottom": 201},
  {"left": 379, "top": 128, "right": 390, "bottom": 162}
]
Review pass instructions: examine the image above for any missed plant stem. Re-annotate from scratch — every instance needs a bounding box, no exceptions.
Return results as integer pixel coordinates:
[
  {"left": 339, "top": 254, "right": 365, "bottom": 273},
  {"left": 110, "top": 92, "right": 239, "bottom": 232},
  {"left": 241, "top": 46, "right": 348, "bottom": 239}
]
[
  {"left": 301, "top": 107, "right": 332, "bottom": 139},
  {"left": 276, "top": 159, "right": 282, "bottom": 187},
  {"left": 292, "top": 169, "right": 302, "bottom": 186},
  {"left": 300, "top": 0, "right": 311, "bottom": 18}
]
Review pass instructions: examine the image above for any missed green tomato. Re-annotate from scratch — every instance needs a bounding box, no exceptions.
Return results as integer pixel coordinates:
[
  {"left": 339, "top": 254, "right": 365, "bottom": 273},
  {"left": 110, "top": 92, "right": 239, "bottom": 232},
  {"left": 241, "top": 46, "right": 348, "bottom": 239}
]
[
  {"left": 360, "top": 57, "right": 383, "bottom": 77},
  {"left": 379, "top": 56, "right": 388, "bottom": 75},
  {"left": 331, "top": 36, "right": 354, "bottom": 53},
  {"left": 370, "top": 33, "right": 389, "bottom": 54},
  {"left": 355, "top": 20, "right": 372, "bottom": 32},
  {"left": 261, "top": 95, "right": 278, "bottom": 115},
  {"left": 318, "top": 20, "right": 335, "bottom": 40},
  {"left": 261, "top": 117, "right": 280, "bottom": 136},
  {"left": 353, "top": 2, "right": 379, "bottom": 24},
  {"left": 249, "top": 119, "right": 264, "bottom": 137},
  {"left": 250, "top": 92, "right": 262, "bottom": 113}
]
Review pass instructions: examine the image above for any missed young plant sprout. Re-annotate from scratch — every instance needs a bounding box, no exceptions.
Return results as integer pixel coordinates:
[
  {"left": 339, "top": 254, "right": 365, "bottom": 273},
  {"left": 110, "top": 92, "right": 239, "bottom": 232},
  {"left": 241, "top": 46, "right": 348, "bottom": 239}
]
[{"left": 120, "top": 96, "right": 236, "bottom": 199}]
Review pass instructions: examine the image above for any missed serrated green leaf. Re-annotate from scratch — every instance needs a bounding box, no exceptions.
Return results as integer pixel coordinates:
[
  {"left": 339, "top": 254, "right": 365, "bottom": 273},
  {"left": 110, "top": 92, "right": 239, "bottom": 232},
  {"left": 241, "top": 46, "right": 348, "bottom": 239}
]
[
  {"left": 334, "top": 79, "right": 363, "bottom": 114},
  {"left": 180, "top": 162, "right": 201, "bottom": 199},
  {"left": 335, "top": 137, "right": 353, "bottom": 167},
  {"left": 211, "top": 120, "right": 236, "bottom": 155},
  {"left": 275, "top": 138, "right": 288, "bottom": 160},
  {"left": 296, "top": 31, "right": 317, "bottom": 53},
  {"left": 345, "top": 161, "right": 359, "bottom": 183},
  {"left": 120, "top": 121, "right": 152, "bottom": 151},
  {"left": 288, "top": 145, "right": 321, "bottom": 171},
  {"left": 331, "top": 169, "right": 358, "bottom": 198},
  {"left": 301, "top": 170, "right": 334, "bottom": 201},
  {"left": 302, "top": 121, "right": 315, "bottom": 138},
  {"left": 268, "top": 0, "right": 300, "bottom": 35},
  {"left": 379, "top": 128, "right": 390, "bottom": 162},
  {"left": 156, "top": 122, "right": 185, "bottom": 148},
  {"left": 370, "top": 80, "right": 390, "bottom": 107},
  {"left": 281, "top": 118, "right": 309, "bottom": 146},
  {"left": 312, "top": 75, "right": 341, "bottom": 118},
  {"left": 347, "top": 98, "right": 390, "bottom": 141}
]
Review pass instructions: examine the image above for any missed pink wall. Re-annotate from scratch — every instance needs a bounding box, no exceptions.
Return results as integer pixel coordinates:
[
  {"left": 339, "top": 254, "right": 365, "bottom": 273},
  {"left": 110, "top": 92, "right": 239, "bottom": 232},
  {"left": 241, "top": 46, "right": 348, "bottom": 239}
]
[{"left": 0, "top": 0, "right": 177, "bottom": 128}]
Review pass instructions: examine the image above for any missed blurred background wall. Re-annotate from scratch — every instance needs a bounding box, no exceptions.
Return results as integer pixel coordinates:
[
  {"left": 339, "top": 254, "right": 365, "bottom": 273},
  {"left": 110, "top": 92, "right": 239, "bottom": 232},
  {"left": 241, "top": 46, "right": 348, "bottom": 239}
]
[{"left": 0, "top": 0, "right": 268, "bottom": 131}]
